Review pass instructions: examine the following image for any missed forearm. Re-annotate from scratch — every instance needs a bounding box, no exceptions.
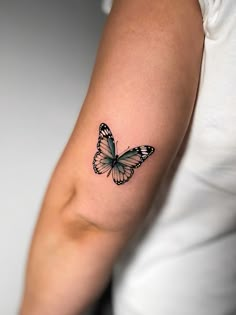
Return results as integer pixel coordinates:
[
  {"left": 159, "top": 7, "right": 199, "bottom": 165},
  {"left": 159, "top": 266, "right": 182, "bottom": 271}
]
[{"left": 20, "top": 201, "right": 127, "bottom": 315}]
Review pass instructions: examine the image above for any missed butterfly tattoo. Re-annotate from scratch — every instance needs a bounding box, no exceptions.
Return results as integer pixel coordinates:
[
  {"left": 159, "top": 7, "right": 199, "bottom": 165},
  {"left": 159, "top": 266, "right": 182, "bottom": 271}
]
[{"left": 93, "top": 123, "right": 155, "bottom": 185}]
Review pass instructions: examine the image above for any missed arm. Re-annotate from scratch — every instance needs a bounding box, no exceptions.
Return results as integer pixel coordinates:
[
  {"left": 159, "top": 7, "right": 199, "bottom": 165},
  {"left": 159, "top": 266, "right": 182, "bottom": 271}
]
[{"left": 20, "top": 0, "right": 204, "bottom": 314}]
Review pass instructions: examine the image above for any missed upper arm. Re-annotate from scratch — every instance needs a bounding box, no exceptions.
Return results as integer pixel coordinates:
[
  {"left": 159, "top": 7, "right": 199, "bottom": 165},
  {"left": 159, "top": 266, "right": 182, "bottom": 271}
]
[{"left": 45, "top": 0, "right": 204, "bottom": 234}]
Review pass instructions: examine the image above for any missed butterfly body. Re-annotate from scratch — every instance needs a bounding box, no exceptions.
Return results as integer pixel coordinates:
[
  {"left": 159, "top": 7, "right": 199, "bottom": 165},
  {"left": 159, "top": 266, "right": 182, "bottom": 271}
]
[
  {"left": 93, "top": 123, "right": 155, "bottom": 185},
  {"left": 112, "top": 155, "right": 119, "bottom": 167}
]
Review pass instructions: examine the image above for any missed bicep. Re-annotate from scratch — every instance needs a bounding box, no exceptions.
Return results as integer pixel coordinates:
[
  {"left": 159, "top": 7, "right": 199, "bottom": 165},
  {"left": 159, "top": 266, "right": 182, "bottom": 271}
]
[{"left": 47, "top": 0, "right": 204, "bottom": 233}]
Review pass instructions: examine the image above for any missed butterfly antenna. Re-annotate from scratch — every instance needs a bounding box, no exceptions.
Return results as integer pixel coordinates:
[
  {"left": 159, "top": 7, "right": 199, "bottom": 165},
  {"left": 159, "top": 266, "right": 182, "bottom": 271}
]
[
  {"left": 116, "top": 141, "right": 118, "bottom": 155},
  {"left": 119, "top": 146, "right": 130, "bottom": 156}
]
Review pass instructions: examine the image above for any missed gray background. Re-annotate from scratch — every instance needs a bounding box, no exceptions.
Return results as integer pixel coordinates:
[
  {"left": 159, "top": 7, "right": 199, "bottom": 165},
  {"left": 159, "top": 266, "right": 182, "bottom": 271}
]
[{"left": 0, "top": 1, "right": 106, "bottom": 313}]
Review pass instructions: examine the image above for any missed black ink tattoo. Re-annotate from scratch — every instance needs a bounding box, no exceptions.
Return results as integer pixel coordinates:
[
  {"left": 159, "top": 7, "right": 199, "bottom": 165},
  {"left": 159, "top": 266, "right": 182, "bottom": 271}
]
[{"left": 92, "top": 123, "right": 155, "bottom": 185}]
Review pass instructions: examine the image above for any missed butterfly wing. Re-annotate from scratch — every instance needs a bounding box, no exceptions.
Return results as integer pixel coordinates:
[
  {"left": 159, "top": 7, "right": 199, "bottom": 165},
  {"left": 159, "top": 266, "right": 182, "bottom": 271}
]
[
  {"left": 93, "top": 151, "right": 113, "bottom": 174},
  {"left": 112, "top": 146, "right": 155, "bottom": 185},
  {"left": 118, "top": 146, "right": 155, "bottom": 169},
  {"left": 97, "top": 123, "right": 116, "bottom": 158},
  {"left": 93, "top": 123, "right": 116, "bottom": 175},
  {"left": 112, "top": 162, "right": 134, "bottom": 185}
]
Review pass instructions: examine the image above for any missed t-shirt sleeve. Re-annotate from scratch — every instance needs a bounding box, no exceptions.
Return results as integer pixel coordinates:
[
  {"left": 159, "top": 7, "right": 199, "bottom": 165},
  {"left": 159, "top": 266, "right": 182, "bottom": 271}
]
[
  {"left": 198, "top": 0, "right": 230, "bottom": 39},
  {"left": 198, "top": 0, "right": 208, "bottom": 20},
  {"left": 101, "top": 0, "right": 113, "bottom": 15}
]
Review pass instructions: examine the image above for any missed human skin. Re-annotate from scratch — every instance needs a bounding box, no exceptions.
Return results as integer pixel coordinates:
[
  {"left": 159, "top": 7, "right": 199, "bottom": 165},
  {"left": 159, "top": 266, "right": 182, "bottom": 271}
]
[{"left": 19, "top": 0, "right": 204, "bottom": 314}]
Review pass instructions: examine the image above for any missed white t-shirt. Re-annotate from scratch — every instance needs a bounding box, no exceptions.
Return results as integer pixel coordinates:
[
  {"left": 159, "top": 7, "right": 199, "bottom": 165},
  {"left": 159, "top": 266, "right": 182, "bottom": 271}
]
[{"left": 101, "top": 1, "right": 236, "bottom": 314}]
